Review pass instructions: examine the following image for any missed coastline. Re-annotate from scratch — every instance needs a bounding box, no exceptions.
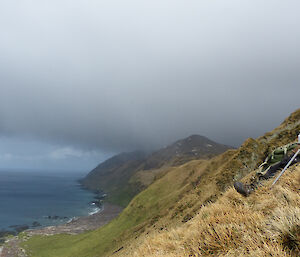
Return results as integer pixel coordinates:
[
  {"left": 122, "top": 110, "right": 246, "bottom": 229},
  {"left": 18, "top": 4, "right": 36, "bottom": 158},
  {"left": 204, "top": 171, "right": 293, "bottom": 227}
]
[
  {"left": 0, "top": 203, "right": 123, "bottom": 257},
  {"left": 27, "top": 203, "right": 123, "bottom": 236},
  {"left": 0, "top": 171, "right": 108, "bottom": 235}
]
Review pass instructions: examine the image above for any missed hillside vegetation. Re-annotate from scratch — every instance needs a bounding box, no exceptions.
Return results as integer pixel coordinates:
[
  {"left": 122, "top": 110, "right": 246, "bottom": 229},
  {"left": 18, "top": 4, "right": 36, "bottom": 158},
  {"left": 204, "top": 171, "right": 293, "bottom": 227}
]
[
  {"left": 81, "top": 135, "right": 232, "bottom": 206},
  {"left": 22, "top": 108, "right": 300, "bottom": 257},
  {"left": 129, "top": 164, "right": 300, "bottom": 257},
  {"left": 80, "top": 151, "right": 147, "bottom": 206}
]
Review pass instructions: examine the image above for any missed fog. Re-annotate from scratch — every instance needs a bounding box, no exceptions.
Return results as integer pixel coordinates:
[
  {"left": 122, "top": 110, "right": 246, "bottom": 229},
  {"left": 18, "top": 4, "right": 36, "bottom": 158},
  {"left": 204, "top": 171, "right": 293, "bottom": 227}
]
[{"left": 0, "top": 1, "right": 299, "bottom": 168}]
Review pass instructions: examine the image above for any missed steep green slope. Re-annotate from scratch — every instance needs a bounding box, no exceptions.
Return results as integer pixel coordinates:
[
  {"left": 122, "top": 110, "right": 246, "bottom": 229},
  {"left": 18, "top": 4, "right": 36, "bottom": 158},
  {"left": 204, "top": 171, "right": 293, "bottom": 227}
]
[
  {"left": 81, "top": 151, "right": 147, "bottom": 206},
  {"left": 23, "top": 108, "right": 300, "bottom": 257},
  {"left": 81, "top": 135, "right": 232, "bottom": 206},
  {"left": 136, "top": 135, "right": 232, "bottom": 170},
  {"left": 23, "top": 161, "right": 208, "bottom": 257},
  {"left": 131, "top": 165, "right": 300, "bottom": 257}
]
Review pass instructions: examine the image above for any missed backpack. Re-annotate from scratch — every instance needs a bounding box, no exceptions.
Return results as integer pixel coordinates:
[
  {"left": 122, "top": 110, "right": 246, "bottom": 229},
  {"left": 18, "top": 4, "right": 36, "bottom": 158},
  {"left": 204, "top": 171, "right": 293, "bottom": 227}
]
[{"left": 258, "top": 142, "right": 300, "bottom": 174}]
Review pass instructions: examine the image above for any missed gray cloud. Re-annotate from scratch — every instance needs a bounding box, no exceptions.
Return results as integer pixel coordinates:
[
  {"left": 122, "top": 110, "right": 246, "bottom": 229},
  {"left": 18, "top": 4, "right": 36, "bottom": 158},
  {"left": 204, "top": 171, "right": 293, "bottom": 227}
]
[
  {"left": 0, "top": 0, "right": 300, "bottom": 153},
  {"left": 0, "top": 136, "right": 108, "bottom": 170}
]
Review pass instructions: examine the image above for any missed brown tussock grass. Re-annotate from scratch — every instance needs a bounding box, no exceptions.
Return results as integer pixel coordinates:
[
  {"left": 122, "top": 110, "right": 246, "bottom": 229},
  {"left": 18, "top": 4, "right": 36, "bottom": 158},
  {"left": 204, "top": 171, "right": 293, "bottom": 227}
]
[
  {"left": 131, "top": 165, "right": 300, "bottom": 257},
  {"left": 115, "top": 109, "right": 300, "bottom": 256}
]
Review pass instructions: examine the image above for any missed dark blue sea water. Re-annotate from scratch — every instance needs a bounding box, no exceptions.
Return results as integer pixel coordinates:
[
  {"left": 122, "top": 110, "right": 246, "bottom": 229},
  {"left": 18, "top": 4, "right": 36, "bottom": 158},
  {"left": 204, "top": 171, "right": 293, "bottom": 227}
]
[{"left": 0, "top": 170, "right": 100, "bottom": 231}]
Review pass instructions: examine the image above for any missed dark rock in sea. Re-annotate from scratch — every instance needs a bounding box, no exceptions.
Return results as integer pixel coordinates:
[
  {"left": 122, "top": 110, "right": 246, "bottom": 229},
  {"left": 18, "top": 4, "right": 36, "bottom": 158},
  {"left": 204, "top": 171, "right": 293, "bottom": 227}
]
[
  {"left": 46, "top": 215, "right": 68, "bottom": 220},
  {"left": 0, "top": 230, "right": 16, "bottom": 238},
  {"left": 48, "top": 215, "right": 60, "bottom": 220},
  {"left": 9, "top": 225, "right": 29, "bottom": 233},
  {"left": 32, "top": 221, "right": 41, "bottom": 227}
]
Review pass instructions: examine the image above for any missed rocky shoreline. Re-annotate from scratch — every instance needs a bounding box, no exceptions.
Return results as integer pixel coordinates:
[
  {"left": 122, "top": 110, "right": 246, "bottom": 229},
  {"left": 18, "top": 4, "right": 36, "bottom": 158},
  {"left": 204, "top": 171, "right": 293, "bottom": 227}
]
[
  {"left": 0, "top": 203, "right": 123, "bottom": 257},
  {"left": 27, "top": 203, "right": 123, "bottom": 236},
  {"left": 0, "top": 190, "right": 107, "bottom": 242}
]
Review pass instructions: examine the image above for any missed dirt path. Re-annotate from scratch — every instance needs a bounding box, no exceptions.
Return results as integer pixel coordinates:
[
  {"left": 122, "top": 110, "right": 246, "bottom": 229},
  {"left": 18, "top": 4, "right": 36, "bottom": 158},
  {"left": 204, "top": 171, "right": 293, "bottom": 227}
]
[{"left": 0, "top": 203, "right": 123, "bottom": 257}]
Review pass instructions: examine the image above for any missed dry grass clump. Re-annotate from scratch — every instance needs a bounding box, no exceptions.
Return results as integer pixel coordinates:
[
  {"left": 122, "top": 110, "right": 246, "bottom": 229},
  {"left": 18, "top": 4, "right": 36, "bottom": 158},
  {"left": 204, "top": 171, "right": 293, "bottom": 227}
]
[
  {"left": 266, "top": 207, "right": 300, "bottom": 256},
  {"left": 131, "top": 166, "right": 300, "bottom": 257}
]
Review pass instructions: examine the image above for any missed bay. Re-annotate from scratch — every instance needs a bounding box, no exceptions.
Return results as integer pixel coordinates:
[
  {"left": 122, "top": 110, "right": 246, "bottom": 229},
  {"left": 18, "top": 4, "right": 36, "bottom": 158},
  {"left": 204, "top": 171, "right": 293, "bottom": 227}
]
[{"left": 0, "top": 170, "right": 100, "bottom": 231}]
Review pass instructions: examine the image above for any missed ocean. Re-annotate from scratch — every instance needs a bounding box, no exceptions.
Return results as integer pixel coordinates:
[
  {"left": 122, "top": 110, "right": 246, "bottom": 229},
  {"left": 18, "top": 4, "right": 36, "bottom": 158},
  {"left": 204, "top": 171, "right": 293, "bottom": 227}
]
[{"left": 0, "top": 170, "right": 100, "bottom": 232}]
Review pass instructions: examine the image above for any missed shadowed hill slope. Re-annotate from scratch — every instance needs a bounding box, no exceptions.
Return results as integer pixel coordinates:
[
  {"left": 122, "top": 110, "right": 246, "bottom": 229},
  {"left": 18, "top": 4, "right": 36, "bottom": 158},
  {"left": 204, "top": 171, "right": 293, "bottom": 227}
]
[
  {"left": 22, "top": 108, "right": 300, "bottom": 257},
  {"left": 80, "top": 151, "right": 147, "bottom": 206},
  {"left": 138, "top": 134, "right": 232, "bottom": 170},
  {"left": 81, "top": 135, "right": 232, "bottom": 206}
]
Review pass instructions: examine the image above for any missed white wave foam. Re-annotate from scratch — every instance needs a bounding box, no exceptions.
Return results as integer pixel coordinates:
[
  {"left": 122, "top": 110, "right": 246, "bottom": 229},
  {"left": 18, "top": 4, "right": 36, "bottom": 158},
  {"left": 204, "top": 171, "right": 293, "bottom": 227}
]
[
  {"left": 89, "top": 207, "right": 101, "bottom": 216},
  {"left": 67, "top": 217, "right": 77, "bottom": 223}
]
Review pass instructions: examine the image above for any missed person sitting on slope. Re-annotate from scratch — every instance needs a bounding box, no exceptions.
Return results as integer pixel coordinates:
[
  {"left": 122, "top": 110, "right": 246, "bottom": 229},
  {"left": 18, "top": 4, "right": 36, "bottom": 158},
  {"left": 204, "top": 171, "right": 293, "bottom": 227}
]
[{"left": 234, "top": 135, "right": 300, "bottom": 197}]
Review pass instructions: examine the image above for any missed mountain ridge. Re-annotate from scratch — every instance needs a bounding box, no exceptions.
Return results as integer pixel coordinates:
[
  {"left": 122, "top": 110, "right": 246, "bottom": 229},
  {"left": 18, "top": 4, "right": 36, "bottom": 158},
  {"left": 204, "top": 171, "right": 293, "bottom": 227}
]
[
  {"left": 19, "top": 108, "right": 300, "bottom": 257},
  {"left": 81, "top": 134, "right": 232, "bottom": 206}
]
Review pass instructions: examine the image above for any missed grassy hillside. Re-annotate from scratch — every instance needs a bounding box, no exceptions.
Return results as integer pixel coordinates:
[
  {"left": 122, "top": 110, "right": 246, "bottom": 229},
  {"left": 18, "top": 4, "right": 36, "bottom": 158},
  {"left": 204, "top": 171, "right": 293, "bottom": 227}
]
[
  {"left": 81, "top": 135, "right": 232, "bottom": 207},
  {"left": 80, "top": 151, "right": 147, "bottom": 207},
  {"left": 130, "top": 165, "right": 300, "bottom": 256},
  {"left": 22, "top": 161, "right": 209, "bottom": 257},
  {"left": 137, "top": 135, "right": 232, "bottom": 170},
  {"left": 22, "top": 108, "right": 300, "bottom": 257}
]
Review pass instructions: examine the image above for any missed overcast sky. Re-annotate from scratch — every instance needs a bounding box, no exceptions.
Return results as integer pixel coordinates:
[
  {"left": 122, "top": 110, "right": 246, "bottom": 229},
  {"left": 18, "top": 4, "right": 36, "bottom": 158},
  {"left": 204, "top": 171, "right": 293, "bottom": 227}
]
[{"left": 0, "top": 0, "right": 299, "bottom": 171}]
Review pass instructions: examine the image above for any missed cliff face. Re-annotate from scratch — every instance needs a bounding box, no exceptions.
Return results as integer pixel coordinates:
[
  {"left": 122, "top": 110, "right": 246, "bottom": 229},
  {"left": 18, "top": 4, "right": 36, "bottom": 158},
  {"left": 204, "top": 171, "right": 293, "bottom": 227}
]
[{"left": 81, "top": 135, "right": 232, "bottom": 206}]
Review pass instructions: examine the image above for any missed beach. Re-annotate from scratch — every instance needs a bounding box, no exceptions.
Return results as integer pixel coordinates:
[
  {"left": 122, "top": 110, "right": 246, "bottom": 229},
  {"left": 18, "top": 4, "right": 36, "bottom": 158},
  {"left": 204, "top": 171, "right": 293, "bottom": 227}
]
[
  {"left": 0, "top": 203, "right": 123, "bottom": 257},
  {"left": 27, "top": 203, "right": 123, "bottom": 236}
]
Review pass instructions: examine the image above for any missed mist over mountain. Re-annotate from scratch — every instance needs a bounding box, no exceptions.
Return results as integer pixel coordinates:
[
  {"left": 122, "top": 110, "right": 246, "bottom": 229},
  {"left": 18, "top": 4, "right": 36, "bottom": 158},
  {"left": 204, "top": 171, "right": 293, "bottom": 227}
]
[
  {"left": 17, "top": 108, "right": 300, "bottom": 257},
  {"left": 0, "top": 0, "right": 300, "bottom": 162},
  {"left": 81, "top": 134, "right": 232, "bottom": 206},
  {"left": 1, "top": 1, "right": 300, "bottom": 256}
]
